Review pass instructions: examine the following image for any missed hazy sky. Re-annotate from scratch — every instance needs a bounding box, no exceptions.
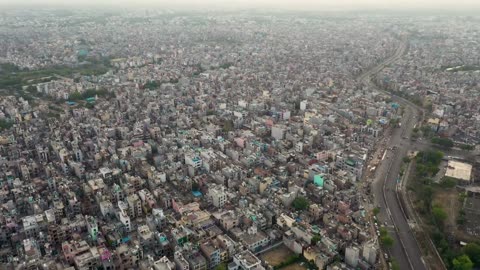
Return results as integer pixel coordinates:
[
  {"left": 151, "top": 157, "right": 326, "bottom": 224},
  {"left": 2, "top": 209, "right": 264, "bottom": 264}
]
[{"left": 1, "top": 0, "right": 480, "bottom": 11}]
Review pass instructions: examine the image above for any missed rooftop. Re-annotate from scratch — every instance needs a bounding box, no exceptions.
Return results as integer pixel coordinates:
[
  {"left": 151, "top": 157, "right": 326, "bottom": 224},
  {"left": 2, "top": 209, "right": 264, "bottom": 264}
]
[{"left": 445, "top": 160, "right": 472, "bottom": 181}]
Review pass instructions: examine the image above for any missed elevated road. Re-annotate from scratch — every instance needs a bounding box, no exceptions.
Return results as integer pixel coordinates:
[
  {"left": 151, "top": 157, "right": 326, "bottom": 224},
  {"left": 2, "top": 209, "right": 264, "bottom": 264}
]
[{"left": 358, "top": 37, "right": 428, "bottom": 270}]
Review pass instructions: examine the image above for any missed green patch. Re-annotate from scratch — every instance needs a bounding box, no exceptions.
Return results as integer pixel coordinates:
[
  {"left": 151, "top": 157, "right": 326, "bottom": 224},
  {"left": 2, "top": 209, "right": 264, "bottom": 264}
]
[
  {"left": 0, "top": 62, "right": 110, "bottom": 91},
  {"left": 0, "top": 119, "right": 14, "bottom": 131}
]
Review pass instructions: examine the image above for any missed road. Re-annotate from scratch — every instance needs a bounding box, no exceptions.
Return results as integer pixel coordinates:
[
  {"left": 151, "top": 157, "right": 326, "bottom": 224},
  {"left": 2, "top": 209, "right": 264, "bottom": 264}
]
[{"left": 358, "top": 37, "right": 428, "bottom": 270}]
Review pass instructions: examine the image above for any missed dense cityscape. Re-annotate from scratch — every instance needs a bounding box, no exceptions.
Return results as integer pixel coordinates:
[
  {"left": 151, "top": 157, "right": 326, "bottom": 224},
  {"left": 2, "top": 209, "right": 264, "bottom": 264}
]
[{"left": 0, "top": 7, "right": 480, "bottom": 270}]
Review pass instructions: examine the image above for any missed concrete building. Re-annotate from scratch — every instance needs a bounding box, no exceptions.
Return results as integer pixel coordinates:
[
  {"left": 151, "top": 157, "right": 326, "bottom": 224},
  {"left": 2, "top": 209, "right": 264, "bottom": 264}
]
[
  {"left": 208, "top": 186, "right": 227, "bottom": 208},
  {"left": 345, "top": 246, "right": 360, "bottom": 268},
  {"left": 445, "top": 160, "right": 473, "bottom": 183},
  {"left": 228, "top": 250, "right": 264, "bottom": 270}
]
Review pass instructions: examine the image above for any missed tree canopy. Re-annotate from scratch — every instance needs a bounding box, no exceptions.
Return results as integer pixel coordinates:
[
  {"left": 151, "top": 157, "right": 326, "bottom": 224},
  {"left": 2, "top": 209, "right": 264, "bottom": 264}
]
[
  {"left": 431, "top": 137, "right": 454, "bottom": 148},
  {"left": 379, "top": 227, "right": 394, "bottom": 248},
  {"left": 215, "top": 263, "right": 227, "bottom": 270},
  {"left": 292, "top": 196, "right": 309, "bottom": 211},
  {"left": 432, "top": 205, "right": 447, "bottom": 225},
  {"left": 381, "top": 235, "right": 394, "bottom": 248},
  {"left": 453, "top": 255, "right": 473, "bottom": 270},
  {"left": 464, "top": 243, "right": 480, "bottom": 267},
  {"left": 311, "top": 235, "right": 321, "bottom": 245}
]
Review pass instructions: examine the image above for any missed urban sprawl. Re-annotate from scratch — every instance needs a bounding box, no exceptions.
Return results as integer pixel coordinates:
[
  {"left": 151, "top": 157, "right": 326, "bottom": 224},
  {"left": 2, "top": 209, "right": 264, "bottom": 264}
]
[{"left": 0, "top": 9, "right": 480, "bottom": 270}]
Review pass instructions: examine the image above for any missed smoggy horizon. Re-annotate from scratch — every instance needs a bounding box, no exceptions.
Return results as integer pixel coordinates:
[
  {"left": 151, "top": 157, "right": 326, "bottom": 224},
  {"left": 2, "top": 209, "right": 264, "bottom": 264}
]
[{"left": 1, "top": 0, "right": 480, "bottom": 12}]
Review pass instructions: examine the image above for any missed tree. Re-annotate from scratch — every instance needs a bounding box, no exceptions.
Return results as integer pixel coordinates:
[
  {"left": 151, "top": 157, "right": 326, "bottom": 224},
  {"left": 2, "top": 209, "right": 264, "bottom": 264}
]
[
  {"left": 432, "top": 206, "right": 447, "bottom": 225},
  {"left": 421, "top": 126, "right": 433, "bottom": 138},
  {"left": 379, "top": 227, "right": 394, "bottom": 247},
  {"left": 0, "top": 119, "right": 13, "bottom": 131},
  {"left": 459, "top": 144, "right": 475, "bottom": 151},
  {"left": 452, "top": 255, "right": 473, "bottom": 270},
  {"left": 373, "top": 207, "right": 380, "bottom": 216},
  {"left": 215, "top": 263, "right": 227, "bottom": 270},
  {"left": 144, "top": 80, "right": 160, "bottom": 90},
  {"left": 419, "top": 150, "right": 444, "bottom": 166},
  {"left": 431, "top": 137, "right": 454, "bottom": 148},
  {"left": 69, "top": 91, "right": 83, "bottom": 101},
  {"left": 192, "top": 182, "right": 200, "bottom": 192},
  {"left": 222, "top": 120, "right": 234, "bottom": 133},
  {"left": 391, "top": 259, "right": 400, "bottom": 270},
  {"left": 464, "top": 243, "right": 480, "bottom": 266},
  {"left": 381, "top": 235, "right": 394, "bottom": 248},
  {"left": 292, "top": 196, "right": 309, "bottom": 211},
  {"left": 311, "top": 235, "right": 321, "bottom": 245},
  {"left": 440, "top": 177, "right": 457, "bottom": 188},
  {"left": 379, "top": 227, "right": 388, "bottom": 237}
]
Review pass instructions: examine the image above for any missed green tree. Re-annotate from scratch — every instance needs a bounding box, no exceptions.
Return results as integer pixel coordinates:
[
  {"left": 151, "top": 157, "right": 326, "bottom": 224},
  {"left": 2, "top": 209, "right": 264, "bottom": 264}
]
[
  {"left": 222, "top": 120, "right": 234, "bottom": 133},
  {"left": 459, "top": 144, "right": 475, "bottom": 151},
  {"left": 379, "top": 227, "right": 394, "bottom": 247},
  {"left": 381, "top": 235, "right": 394, "bottom": 248},
  {"left": 292, "top": 196, "right": 309, "bottom": 211},
  {"left": 440, "top": 177, "right": 457, "bottom": 188},
  {"left": 464, "top": 243, "right": 480, "bottom": 266},
  {"left": 219, "top": 62, "right": 234, "bottom": 69},
  {"left": 192, "top": 182, "right": 200, "bottom": 192},
  {"left": 423, "top": 150, "right": 444, "bottom": 165},
  {"left": 389, "top": 118, "right": 399, "bottom": 126},
  {"left": 432, "top": 206, "right": 447, "bottom": 225},
  {"left": 379, "top": 227, "right": 388, "bottom": 237},
  {"left": 431, "top": 137, "right": 454, "bottom": 148},
  {"left": 311, "top": 235, "right": 321, "bottom": 245},
  {"left": 391, "top": 259, "right": 400, "bottom": 270},
  {"left": 421, "top": 126, "right": 433, "bottom": 137},
  {"left": 69, "top": 91, "right": 83, "bottom": 101},
  {"left": 373, "top": 207, "right": 380, "bottom": 216},
  {"left": 0, "top": 119, "right": 14, "bottom": 131},
  {"left": 452, "top": 255, "right": 473, "bottom": 270},
  {"left": 215, "top": 263, "right": 227, "bottom": 270}
]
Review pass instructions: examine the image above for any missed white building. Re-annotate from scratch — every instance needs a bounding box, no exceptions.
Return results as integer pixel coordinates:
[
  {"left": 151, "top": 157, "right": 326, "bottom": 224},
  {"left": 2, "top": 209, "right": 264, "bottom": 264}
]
[
  {"left": 154, "top": 256, "right": 176, "bottom": 270},
  {"left": 118, "top": 201, "right": 132, "bottom": 232},
  {"left": 345, "top": 246, "right": 360, "bottom": 267},
  {"left": 300, "top": 100, "right": 307, "bottom": 111},
  {"left": 228, "top": 250, "right": 264, "bottom": 270},
  {"left": 362, "top": 242, "right": 377, "bottom": 265},
  {"left": 271, "top": 125, "right": 285, "bottom": 140},
  {"left": 185, "top": 154, "right": 202, "bottom": 169},
  {"left": 208, "top": 185, "right": 227, "bottom": 208}
]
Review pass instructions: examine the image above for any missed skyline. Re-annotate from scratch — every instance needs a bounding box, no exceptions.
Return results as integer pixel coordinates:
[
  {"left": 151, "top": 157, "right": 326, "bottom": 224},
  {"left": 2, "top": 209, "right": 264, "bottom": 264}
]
[{"left": 1, "top": 0, "right": 480, "bottom": 11}]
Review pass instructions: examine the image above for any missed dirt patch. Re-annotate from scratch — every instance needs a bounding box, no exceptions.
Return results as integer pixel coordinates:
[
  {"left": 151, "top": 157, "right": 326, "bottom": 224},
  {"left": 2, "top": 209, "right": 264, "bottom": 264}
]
[
  {"left": 283, "top": 263, "right": 307, "bottom": 270},
  {"left": 433, "top": 188, "right": 459, "bottom": 228},
  {"left": 261, "top": 245, "right": 294, "bottom": 266}
]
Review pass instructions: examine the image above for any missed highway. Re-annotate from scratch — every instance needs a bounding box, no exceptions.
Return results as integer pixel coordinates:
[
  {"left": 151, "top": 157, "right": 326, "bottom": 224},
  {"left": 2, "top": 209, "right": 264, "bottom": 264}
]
[{"left": 358, "top": 37, "right": 427, "bottom": 270}]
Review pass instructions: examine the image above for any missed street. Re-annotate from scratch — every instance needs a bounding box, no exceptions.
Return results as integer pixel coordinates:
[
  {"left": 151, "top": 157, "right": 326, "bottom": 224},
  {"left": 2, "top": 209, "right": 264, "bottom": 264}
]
[{"left": 359, "top": 37, "right": 427, "bottom": 270}]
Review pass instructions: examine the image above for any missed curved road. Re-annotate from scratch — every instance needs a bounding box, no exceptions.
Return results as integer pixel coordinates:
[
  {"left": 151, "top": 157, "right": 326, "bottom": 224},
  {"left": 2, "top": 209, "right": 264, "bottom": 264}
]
[{"left": 359, "top": 37, "right": 428, "bottom": 270}]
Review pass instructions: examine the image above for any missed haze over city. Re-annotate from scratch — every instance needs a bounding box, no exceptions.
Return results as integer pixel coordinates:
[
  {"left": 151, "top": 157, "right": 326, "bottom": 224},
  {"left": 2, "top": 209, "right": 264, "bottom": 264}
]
[
  {"left": 1, "top": 0, "right": 480, "bottom": 10},
  {"left": 1, "top": 1, "right": 480, "bottom": 270}
]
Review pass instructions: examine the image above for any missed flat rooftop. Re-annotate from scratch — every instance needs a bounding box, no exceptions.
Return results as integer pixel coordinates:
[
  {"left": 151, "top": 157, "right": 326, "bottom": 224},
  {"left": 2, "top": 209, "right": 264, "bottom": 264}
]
[{"left": 445, "top": 160, "right": 472, "bottom": 182}]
